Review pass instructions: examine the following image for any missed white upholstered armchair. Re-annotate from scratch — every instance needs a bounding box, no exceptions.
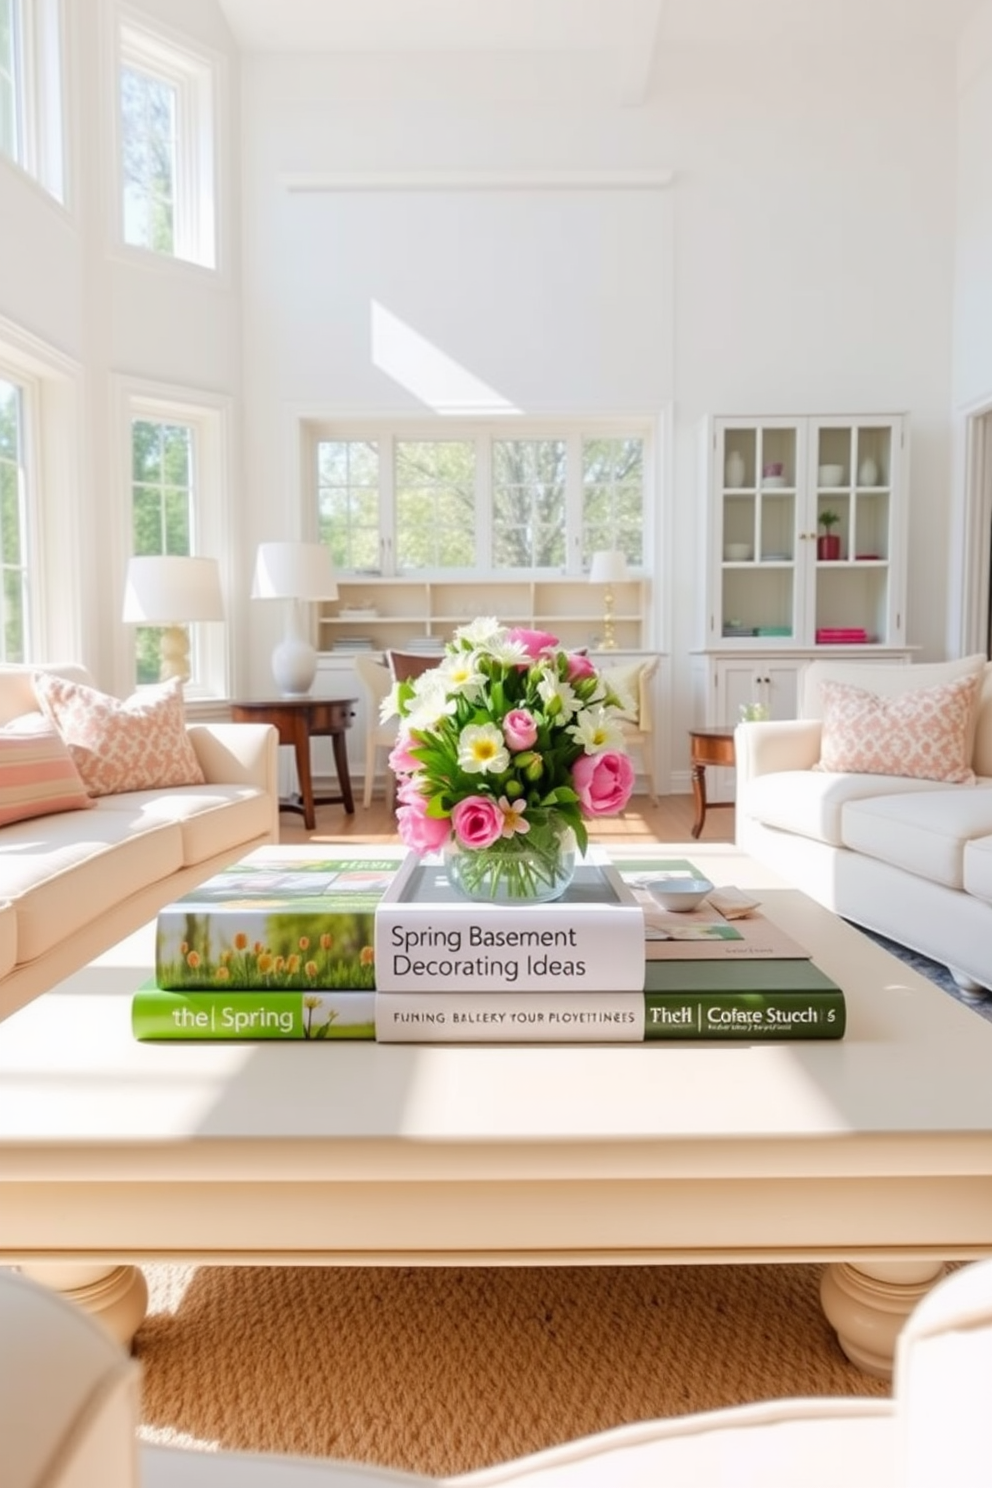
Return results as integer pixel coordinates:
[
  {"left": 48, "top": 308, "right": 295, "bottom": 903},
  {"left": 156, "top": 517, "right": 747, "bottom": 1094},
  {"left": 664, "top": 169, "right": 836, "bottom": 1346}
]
[{"left": 5, "top": 1260, "right": 992, "bottom": 1488}]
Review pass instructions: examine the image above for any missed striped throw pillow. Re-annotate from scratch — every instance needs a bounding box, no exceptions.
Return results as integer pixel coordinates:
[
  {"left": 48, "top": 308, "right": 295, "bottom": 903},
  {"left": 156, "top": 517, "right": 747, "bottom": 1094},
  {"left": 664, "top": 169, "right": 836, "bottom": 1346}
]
[{"left": 0, "top": 714, "right": 93, "bottom": 826}]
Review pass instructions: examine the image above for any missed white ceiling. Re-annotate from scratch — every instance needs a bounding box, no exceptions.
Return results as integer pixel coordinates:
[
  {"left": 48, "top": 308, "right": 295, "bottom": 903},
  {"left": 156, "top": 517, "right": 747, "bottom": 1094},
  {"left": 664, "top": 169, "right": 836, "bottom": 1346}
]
[{"left": 216, "top": 0, "right": 983, "bottom": 55}]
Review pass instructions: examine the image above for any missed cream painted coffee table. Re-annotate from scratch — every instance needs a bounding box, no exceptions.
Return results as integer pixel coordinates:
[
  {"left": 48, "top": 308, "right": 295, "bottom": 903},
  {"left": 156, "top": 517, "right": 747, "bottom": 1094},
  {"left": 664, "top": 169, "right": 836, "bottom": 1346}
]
[{"left": 2, "top": 843, "right": 992, "bottom": 1378}]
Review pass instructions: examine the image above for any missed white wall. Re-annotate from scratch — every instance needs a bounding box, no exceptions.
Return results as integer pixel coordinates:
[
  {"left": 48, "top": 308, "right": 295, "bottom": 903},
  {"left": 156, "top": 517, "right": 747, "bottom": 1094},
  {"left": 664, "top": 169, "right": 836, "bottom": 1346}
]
[
  {"left": 241, "top": 39, "right": 959, "bottom": 773},
  {"left": 954, "top": 2, "right": 992, "bottom": 410},
  {"left": 0, "top": 0, "right": 242, "bottom": 686}
]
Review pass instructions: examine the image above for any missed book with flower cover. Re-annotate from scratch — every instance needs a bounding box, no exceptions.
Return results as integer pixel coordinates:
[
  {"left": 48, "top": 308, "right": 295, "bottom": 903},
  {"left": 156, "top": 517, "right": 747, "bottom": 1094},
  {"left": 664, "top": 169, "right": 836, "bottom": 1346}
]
[
  {"left": 373, "top": 847, "right": 646, "bottom": 993},
  {"left": 132, "top": 983, "right": 376, "bottom": 1041},
  {"left": 154, "top": 849, "right": 405, "bottom": 990}
]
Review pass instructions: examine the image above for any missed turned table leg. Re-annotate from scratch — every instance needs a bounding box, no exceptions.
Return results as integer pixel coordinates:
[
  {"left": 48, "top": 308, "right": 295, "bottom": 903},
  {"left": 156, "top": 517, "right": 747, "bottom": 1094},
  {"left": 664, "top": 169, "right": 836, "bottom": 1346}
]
[
  {"left": 820, "top": 1259, "right": 947, "bottom": 1378},
  {"left": 18, "top": 1261, "right": 149, "bottom": 1347},
  {"left": 690, "top": 762, "right": 707, "bottom": 839}
]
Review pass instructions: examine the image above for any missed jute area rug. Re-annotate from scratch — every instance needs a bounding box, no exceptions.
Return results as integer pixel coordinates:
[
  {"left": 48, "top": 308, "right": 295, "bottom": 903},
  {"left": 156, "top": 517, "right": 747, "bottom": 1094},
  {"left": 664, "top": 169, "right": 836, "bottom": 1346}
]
[{"left": 136, "top": 1260, "right": 890, "bottom": 1477}]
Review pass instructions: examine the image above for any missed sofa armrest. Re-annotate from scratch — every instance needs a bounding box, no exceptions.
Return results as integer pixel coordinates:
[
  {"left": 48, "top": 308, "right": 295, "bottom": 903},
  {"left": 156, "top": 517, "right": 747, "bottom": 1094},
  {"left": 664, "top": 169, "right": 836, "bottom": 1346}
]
[
  {"left": 734, "top": 719, "right": 823, "bottom": 785},
  {"left": 188, "top": 722, "right": 280, "bottom": 796}
]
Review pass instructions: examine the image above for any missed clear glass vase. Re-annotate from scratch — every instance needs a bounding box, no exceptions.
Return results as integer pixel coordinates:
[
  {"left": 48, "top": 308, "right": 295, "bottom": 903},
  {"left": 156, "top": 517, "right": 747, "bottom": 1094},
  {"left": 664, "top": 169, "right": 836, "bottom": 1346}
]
[{"left": 443, "top": 823, "right": 577, "bottom": 904}]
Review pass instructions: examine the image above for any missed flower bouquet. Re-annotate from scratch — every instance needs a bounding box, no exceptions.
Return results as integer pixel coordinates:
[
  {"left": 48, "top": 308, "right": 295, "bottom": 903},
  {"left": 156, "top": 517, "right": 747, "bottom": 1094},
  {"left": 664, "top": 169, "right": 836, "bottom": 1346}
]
[{"left": 382, "top": 619, "right": 636, "bottom": 902}]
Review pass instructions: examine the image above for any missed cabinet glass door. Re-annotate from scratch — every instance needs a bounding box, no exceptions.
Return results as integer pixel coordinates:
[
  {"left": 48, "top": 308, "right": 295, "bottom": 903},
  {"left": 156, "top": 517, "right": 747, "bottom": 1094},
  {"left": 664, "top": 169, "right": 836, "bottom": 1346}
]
[
  {"left": 718, "top": 422, "right": 801, "bottom": 642},
  {"left": 811, "top": 421, "right": 896, "bottom": 645}
]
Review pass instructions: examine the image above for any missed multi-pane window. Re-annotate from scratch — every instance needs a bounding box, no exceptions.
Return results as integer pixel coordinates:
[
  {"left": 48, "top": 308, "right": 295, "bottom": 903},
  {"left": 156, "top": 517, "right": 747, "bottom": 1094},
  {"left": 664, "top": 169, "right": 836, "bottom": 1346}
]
[
  {"left": 118, "top": 24, "right": 216, "bottom": 268},
  {"left": 582, "top": 437, "right": 645, "bottom": 567},
  {"left": 314, "top": 426, "right": 647, "bottom": 576},
  {"left": 317, "top": 440, "right": 380, "bottom": 572},
  {"left": 0, "top": 376, "right": 28, "bottom": 661},
  {"left": 492, "top": 439, "right": 567, "bottom": 569},
  {"left": 131, "top": 417, "right": 193, "bottom": 683},
  {"left": 396, "top": 440, "right": 475, "bottom": 569},
  {"left": 0, "top": 0, "right": 63, "bottom": 200}
]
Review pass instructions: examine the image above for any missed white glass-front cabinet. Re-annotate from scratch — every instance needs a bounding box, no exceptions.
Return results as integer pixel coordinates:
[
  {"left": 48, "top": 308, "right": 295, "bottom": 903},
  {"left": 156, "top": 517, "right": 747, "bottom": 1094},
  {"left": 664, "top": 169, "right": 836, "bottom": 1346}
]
[{"left": 704, "top": 415, "right": 907, "bottom": 649}]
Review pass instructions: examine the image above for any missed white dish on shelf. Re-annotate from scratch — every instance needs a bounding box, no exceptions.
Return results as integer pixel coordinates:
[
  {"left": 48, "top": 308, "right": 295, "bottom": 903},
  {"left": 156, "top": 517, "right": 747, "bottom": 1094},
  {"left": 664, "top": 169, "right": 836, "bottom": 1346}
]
[
  {"left": 339, "top": 608, "right": 379, "bottom": 620},
  {"left": 818, "top": 464, "right": 845, "bottom": 486},
  {"left": 763, "top": 552, "right": 791, "bottom": 561},
  {"left": 761, "top": 475, "right": 787, "bottom": 489},
  {"left": 724, "top": 543, "right": 754, "bottom": 561}
]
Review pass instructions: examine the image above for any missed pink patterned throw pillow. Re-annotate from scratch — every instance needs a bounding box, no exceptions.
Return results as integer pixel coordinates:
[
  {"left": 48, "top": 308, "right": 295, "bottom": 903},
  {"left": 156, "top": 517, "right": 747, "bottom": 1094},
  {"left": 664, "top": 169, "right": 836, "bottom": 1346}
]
[
  {"left": 33, "top": 673, "right": 206, "bottom": 797},
  {"left": 0, "top": 713, "right": 93, "bottom": 825},
  {"left": 817, "top": 674, "right": 981, "bottom": 784}
]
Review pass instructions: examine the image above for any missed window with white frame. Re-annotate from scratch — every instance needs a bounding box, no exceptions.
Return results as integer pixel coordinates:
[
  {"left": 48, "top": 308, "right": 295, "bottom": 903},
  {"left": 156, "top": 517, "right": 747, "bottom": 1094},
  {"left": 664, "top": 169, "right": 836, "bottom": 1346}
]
[
  {"left": 118, "top": 20, "right": 216, "bottom": 268},
  {"left": 126, "top": 395, "right": 227, "bottom": 694},
  {"left": 313, "top": 423, "right": 648, "bottom": 576},
  {"left": 0, "top": 0, "right": 64, "bottom": 200},
  {"left": 0, "top": 373, "right": 29, "bottom": 660}
]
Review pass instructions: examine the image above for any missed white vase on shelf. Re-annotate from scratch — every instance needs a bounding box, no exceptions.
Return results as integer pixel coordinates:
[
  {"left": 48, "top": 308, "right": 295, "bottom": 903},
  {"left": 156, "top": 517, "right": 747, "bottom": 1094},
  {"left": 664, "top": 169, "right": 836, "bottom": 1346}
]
[
  {"left": 858, "top": 457, "right": 879, "bottom": 486},
  {"left": 725, "top": 450, "right": 746, "bottom": 488}
]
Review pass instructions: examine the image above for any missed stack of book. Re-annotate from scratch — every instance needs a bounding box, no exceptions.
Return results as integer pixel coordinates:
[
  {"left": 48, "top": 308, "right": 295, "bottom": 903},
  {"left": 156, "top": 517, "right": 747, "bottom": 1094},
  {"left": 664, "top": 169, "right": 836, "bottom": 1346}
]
[{"left": 132, "top": 850, "right": 846, "bottom": 1044}]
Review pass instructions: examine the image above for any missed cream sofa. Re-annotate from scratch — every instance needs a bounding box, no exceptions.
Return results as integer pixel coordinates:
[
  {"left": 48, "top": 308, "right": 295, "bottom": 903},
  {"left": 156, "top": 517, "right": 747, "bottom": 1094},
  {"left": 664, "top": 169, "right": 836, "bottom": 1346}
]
[
  {"left": 4, "top": 1260, "right": 992, "bottom": 1488},
  {"left": 0, "top": 664, "right": 279, "bottom": 1022},
  {"left": 736, "top": 654, "right": 992, "bottom": 996}
]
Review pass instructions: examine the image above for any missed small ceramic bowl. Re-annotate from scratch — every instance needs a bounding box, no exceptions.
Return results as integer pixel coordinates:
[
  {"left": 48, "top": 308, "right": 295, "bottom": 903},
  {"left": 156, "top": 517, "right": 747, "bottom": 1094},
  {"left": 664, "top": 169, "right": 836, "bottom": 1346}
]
[
  {"left": 643, "top": 877, "right": 715, "bottom": 913},
  {"left": 724, "top": 543, "right": 753, "bottom": 561},
  {"left": 818, "top": 464, "right": 844, "bottom": 486}
]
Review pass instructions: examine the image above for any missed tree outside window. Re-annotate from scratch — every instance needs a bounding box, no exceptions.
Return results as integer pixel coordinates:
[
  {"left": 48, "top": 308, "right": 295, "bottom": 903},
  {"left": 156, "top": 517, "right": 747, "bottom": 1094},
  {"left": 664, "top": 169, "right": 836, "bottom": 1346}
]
[
  {"left": 396, "top": 440, "right": 475, "bottom": 569},
  {"left": 317, "top": 440, "right": 380, "bottom": 572},
  {"left": 582, "top": 437, "right": 644, "bottom": 569},
  {"left": 121, "top": 65, "right": 176, "bottom": 256}
]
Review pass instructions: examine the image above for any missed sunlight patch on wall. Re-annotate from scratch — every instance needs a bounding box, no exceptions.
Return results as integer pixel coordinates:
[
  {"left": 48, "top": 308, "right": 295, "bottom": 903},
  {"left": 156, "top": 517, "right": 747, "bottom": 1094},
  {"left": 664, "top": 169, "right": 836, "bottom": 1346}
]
[{"left": 371, "top": 301, "right": 519, "bottom": 415}]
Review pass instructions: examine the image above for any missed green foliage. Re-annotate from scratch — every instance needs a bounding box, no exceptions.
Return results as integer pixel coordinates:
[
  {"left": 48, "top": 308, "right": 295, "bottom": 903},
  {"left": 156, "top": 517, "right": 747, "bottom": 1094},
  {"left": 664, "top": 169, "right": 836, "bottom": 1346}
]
[{"left": 818, "top": 509, "right": 840, "bottom": 531}]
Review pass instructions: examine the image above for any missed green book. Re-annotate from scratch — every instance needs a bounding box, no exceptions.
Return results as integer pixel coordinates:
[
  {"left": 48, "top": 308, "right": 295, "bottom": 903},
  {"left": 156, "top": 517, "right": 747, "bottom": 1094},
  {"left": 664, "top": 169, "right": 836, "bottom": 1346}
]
[
  {"left": 155, "top": 855, "right": 404, "bottom": 991},
  {"left": 132, "top": 984, "right": 376, "bottom": 1041},
  {"left": 643, "top": 958, "right": 839, "bottom": 994}
]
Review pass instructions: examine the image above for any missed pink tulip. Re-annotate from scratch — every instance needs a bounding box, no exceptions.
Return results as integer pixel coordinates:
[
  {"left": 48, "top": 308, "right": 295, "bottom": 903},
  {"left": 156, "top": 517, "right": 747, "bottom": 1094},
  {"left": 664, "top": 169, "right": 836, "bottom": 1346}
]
[
  {"left": 451, "top": 795, "right": 504, "bottom": 850},
  {"left": 507, "top": 627, "right": 559, "bottom": 661},
  {"left": 572, "top": 751, "right": 635, "bottom": 818},
  {"left": 566, "top": 652, "right": 596, "bottom": 681},
  {"left": 503, "top": 708, "right": 538, "bottom": 751},
  {"left": 396, "top": 794, "right": 451, "bottom": 854}
]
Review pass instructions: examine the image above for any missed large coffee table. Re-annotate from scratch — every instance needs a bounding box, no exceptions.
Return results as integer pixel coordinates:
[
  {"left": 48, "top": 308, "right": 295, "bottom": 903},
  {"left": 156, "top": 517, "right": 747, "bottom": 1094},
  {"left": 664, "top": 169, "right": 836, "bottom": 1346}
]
[{"left": 2, "top": 843, "right": 991, "bottom": 1378}]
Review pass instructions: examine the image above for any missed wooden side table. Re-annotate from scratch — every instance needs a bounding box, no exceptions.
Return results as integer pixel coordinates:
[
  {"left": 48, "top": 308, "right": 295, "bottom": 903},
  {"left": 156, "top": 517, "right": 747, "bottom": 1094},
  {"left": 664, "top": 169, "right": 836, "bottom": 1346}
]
[
  {"left": 231, "top": 698, "right": 357, "bottom": 829},
  {"left": 688, "top": 726, "right": 737, "bottom": 840}
]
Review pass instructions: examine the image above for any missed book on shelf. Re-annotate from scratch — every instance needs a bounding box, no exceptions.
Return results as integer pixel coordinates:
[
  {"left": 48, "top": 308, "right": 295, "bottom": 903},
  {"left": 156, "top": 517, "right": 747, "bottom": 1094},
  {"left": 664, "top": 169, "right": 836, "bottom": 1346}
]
[
  {"left": 373, "top": 848, "right": 646, "bottom": 994},
  {"left": 608, "top": 856, "right": 810, "bottom": 962},
  {"left": 376, "top": 958, "right": 845, "bottom": 1043},
  {"left": 155, "top": 851, "right": 406, "bottom": 991},
  {"left": 132, "top": 984, "right": 376, "bottom": 1041}
]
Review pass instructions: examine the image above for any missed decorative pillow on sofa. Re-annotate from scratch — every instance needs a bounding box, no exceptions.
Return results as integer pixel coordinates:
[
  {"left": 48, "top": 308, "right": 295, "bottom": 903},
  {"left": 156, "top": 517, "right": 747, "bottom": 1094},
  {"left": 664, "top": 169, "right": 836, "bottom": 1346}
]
[
  {"left": 0, "top": 713, "right": 93, "bottom": 825},
  {"left": 816, "top": 673, "right": 981, "bottom": 785},
  {"left": 33, "top": 673, "right": 206, "bottom": 797}
]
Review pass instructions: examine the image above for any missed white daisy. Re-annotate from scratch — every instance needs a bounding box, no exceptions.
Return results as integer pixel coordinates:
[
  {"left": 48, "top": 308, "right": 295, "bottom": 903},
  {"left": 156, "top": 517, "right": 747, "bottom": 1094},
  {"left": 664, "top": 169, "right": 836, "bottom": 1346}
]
[
  {"left": 454, "top": 616, "right": 505, "bottom": 648},
  {"left": 439, "top": 651, "right": 485, "bottom": 700},
  {"left": 457, "top": 723, "right": 510, "bottom": 774},
  {"left": 536, "top": 671, "right": 580, "bottom": 721},
  {"left": 566, "top": 706, "right": 627, "bottom": 754}
]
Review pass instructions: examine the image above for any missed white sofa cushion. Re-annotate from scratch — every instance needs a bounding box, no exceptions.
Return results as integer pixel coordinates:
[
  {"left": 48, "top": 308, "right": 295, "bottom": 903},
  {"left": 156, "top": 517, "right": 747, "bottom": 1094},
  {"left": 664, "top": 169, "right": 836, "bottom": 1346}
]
[
  {"left": 816, "top": 673, "right": 982, "bottom": 785},
  {"left": 0, "top": 810, "right": 183, "bottom": 962},
  {"left": 95, "top": 785, "right": 274, "bottom": 866},
  {"left": 964, "top": 835, "right": 992, "bottom": 905},
  {"left": 0, "top": 899, "right": 16, "bottom": 978},
  {"left": 740, "top": 770, "right": 959, "bottom": 848},
  {"left": 841, "top": 788, "right": 992, "bottom": 890}
]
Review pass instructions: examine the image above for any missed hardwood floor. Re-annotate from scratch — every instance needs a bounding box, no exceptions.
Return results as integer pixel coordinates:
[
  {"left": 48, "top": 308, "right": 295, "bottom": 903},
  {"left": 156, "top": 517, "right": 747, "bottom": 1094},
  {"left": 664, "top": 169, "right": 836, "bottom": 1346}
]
[{"left": 278, "top": 792, "right": 737, "bottom": 848}]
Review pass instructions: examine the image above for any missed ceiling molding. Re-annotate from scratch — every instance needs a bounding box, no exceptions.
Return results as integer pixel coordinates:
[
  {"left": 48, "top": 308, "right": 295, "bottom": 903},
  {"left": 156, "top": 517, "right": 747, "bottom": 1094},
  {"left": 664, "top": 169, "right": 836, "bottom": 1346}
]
[{"left": 282, "top": 168, "right": 675, "bottom": 193}]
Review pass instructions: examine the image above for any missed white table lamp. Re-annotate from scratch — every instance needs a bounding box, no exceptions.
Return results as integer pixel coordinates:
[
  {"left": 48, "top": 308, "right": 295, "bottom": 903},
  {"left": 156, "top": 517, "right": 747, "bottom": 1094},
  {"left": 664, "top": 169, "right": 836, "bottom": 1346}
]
[
  {"left": 122, "top": 555, "right": 224, "bottom": 683},
  {"left": 251, "top": 541, "right": 338, "bottom": 696},
  {"left": 588, "top": 549, "right": 629, "bottom": 651}
]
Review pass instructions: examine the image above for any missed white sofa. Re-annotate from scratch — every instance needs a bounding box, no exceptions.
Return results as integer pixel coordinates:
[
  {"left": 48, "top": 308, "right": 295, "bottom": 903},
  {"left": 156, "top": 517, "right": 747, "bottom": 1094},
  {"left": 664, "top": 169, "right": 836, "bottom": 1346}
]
[
  {"left": 736, "top": 654, "right": 992, "bottom": 996},
  {"left": 0, "top": 663, "right": 279, "bottom": 1022},
  {"left": 4, "top": 1259, "right": 992, "bottom": 1488}
]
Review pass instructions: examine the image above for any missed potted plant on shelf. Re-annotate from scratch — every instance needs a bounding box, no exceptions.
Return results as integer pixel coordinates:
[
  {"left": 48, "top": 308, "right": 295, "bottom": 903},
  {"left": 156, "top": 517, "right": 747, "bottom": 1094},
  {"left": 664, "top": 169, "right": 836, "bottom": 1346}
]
[{"left": 817, "top": 510, "right": 841, "bottom": 561}]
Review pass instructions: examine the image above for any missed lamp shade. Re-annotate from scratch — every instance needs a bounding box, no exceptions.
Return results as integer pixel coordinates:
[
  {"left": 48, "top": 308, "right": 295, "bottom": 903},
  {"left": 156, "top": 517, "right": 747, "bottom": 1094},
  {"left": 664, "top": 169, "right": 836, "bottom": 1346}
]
[
  {"left": 122, "top": 556, "right": 224, "bottom": 624},
  {"left": 251, "top": 542, "right": 338, "bottom": 602},
  {"left": 588, "top": 549, "right": 629, "bottom": 586}
]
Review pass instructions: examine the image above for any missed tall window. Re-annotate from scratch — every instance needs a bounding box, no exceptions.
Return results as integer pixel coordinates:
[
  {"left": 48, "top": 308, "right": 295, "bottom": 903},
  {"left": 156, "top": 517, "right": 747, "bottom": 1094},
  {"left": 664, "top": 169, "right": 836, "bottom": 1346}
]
[
  {"left": 0, "top": 0, "right": 63, "bottom": 200},
  {"left": 119, "top": 23, "right": 216, "bottom": 268},
  {"left": 130, "top": 415, "right": 193, "bottom": 684},
  {"left": 313, "top": 423, "right": 648, "bottom": 576},
  {"left": 0, "top": 376, "right": 28, "bottom": 661}
]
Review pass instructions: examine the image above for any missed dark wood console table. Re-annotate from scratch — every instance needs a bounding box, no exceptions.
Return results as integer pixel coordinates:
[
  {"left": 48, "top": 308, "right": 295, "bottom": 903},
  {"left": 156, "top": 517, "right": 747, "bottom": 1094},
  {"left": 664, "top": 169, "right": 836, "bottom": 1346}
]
[
  {"left": 688, "top": 726, "right": 737, "bottom": 840},
  {"left": 231, "top": 697, "right": 357, "bottom": 829}
]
